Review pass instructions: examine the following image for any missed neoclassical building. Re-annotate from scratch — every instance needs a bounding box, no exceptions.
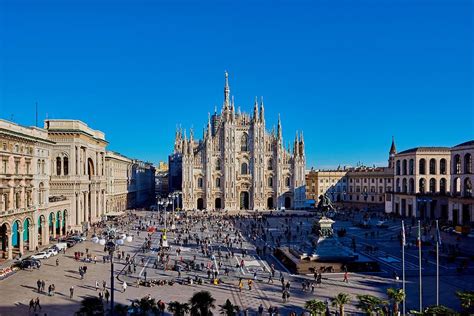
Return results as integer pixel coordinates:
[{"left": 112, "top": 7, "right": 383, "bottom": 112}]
[
  {"left": 0, "top": 119, "right": 68, "bottom": 260},
  {"left": 45, "top": 120, "right": 108, "bottom": 231},
  {"left": 449, "top": 141, "right": 473, "bottom": 225},
  {"left": 170, "top": 72, "right": 306, "bottom": 211}
]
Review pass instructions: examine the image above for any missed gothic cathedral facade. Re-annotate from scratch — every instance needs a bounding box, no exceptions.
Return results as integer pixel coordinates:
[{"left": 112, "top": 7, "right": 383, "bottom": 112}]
[{"left": 171, "top": 73, "right": 306, "bottom": 211}]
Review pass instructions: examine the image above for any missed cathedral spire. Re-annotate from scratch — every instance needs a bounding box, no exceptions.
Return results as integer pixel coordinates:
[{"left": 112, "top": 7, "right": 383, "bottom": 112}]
[
  {"left": 224, "top": 71, "right": 230, "bottom": 110},
  {"left": 277, "top": 114, "right": 282, "bottom": 141},
  {"left": 207, "top": 112, "right": 211, "bottom": 137},
  {"left": 294, "top": 131, "right": 299, "bottom": 156},
  {"left": 253, "top": 97, "right": 259, "bottom": 122},
  {"left": 259, "top": 97, "right": 265, "bottom": 123},
  {"left": 390, "top": 136, "right": 397, "bottom": 154}
]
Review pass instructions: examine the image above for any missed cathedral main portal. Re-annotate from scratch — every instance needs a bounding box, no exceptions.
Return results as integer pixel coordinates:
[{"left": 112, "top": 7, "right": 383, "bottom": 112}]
[{"left": 239, "top": 192, "right": 250, "bottom": 210}]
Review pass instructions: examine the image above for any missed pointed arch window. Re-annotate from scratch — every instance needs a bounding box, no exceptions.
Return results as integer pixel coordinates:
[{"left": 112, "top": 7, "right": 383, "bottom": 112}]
[
  {"left": 465, "top": 153, "right": 472, "bottom": 174},
  {"left": 241, "top": 162, "right": 248, "bottom": 175},
  {"left": 56, "top": 157, "right": 62, "bottom": 176},
  {"left": 241, "top": 134, "right": 248, "bottom": 151},
  {"left": 216, "top": 177, "right": 221, "bottom": 188},
  {"left": 268, "top": 158, "right": 273, "bottom": 170},
  {"left": 268, "top": 177, "right": 273, "bottom": 187},
  {"left": 63, "top": 157, "right": 69, "bottom": 176},
  {"left": 216, "top": 159, "right": 221, "bottom": 171},
  {"left": 286, "top": 176, "right": 291, "bottom": 187}
]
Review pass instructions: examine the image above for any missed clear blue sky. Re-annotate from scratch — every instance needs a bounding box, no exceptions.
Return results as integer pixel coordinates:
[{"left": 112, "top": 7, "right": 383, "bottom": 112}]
[{"left": 1, "top": 0, "right": 472, "bottom": 168}]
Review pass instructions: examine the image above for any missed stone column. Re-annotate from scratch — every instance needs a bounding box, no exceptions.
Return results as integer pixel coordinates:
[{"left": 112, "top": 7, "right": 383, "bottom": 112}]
[
  {"left": 90, "top": 190, "right": 95, "bottom": 222},
  {"left": 43, "top": 218, "right": 49, "bottom": 246},
  {"left": 84, "top": 192, "right": 89, "bottom": 222},
  {"left": 18, "top": 229, "right": 24, "bottom": 255},
  {"left": 51, "top": 216, "right": 56, "bottom": 240},
  {"left": 29, "top": 224, "right": 36, "bottom": 250},
  {"left": 7, "top": 231, "right": 13, "bottom": 260},
  {"left": 58, "top": 215, "right": 63, "bottom": 237}
]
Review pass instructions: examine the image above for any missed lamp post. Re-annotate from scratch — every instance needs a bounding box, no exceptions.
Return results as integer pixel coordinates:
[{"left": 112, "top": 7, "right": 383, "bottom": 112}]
[
  {"left": 158, "top": 197, "right": 170, "bottom": 247},
  {"left": 92, "top": 229, "right": 132, "bottom": 314}
]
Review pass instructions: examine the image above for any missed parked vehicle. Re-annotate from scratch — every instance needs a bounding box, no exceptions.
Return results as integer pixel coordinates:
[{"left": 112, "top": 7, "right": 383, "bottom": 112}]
[
  {"left": 65, "top": 240, "right": 77, "bottom": 248},
  {"left": 31, "top": 252, "right": 52, "bottom": 260},
  {"left": 46, "top": 248, "right": 58, "bottom": 256},
  {"left": 71, "top": 235, "right": 86, "bottom": 242},
  {"left": 15, "top": 259, "right": 41, "bottom": 269},
  {"left": 54, "top": 242, "right": 68, "bottom": 251}
]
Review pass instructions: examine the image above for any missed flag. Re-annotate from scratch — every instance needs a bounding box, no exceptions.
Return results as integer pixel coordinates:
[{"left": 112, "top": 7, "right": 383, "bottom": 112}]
[
  {"left": 401, "top": 221, "right": 406, "bottom": 246},
  {"left": 417, "top": 221, "right": 422, "bottom": 247},
  {"left": 435, "top": 220, "right": 442, "bottom": 246}
]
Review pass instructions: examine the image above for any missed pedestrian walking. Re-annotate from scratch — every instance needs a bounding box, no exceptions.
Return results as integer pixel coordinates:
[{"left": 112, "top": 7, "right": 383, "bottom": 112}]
[
  {"left": 41, "top": 280, "right": 45, "bottom": 292},
  {"left": 102, "top": 280, "right": 107, "bottom": 291},
  {"left": 56, "top": 258, "right": 59, "bottom": 266},
  {"left": 70, "top": 286, "right": 74, "bottom": 299},
  {"left": 29, "top": 299, "right": 35, "bottom": 311},
  {"left": 238, "top": 279, "right": 243, "bottom": 292},
  {"left": 95, "top": 280, "right": 99, "bottom": 291},
  {"left": 105, "top": 289, "right": 110, "bottom": 304},
  {"left": 248, "top": 279, "right": 253, "bottom": 290},
  {"left": 343, "top": 271, "right": 349, "bottom": 283},
  {"left": 37, "top": 279, "right": 41, "bottom": 293},
  {"left": 35, "top": 297, "right": 41, "bottom": 310},
  {"left": 122, "top": 281, "right": 127, "bottom": 292}
]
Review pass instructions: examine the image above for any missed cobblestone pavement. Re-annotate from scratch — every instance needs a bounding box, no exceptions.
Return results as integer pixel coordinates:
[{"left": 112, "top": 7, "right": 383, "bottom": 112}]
[{"left": 0, "top": 209, "right": 473, "bottom": 315}]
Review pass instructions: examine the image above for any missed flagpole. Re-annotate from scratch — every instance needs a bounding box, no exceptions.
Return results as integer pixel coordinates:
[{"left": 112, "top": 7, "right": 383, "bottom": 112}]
[
  {"left": 418, "top": 220, "right": 423, "bottom": 313},
  {"left": 402, "top": 220, "right": 406, "bottom": 316},
  {"left": 436, "top": 220, "right": 439, "bottom": 306}
]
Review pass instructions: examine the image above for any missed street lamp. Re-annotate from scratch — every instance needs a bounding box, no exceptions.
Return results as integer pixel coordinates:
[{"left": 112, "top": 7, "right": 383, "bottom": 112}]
[
  {"left": 169, "top": 192, "right": 179, "bottom": 230},
  {"left": 158, "top": 197, "right": 171, "bottom": 247},
  {"left": 92, "top": 228, "right": 132, "bottom": 314}
]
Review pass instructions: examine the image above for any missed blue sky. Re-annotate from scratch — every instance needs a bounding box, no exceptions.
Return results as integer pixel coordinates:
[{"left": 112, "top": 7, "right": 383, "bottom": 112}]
[{"left": 0, "top": 0, "right": 472, "bottom": 168}]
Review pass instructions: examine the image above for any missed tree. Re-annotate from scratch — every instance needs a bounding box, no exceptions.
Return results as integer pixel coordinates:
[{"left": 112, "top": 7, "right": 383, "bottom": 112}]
[
  {"left": 422, "top": 305, "right": 456, "bottom": 315},
  {"left": 356, "top": 294, "right": 385, "bottom": 315},
  {"left": 132, "top": 296, "right": 159, "bottom": 315},
  {"left": 190, "top": 291, "right": 216, "bottom": 316},
  {"left": 219, "top": 299, "right": 240, "bottom": 316},
  {"left": 75, "top": 296, "right": 104, "bottom": 316},
  {"left": 456, "top": 290, "right": 474, "bottom": 313},
  {"left": 305, "top": 299, "right": 326, "bottom": 316},
  {"left": 168, "top": 301, "right": 190, "bottom": 316},
  {"left": 387, "top": 288, "right": 405, "bottom": 315},
  {"left": 331, "top": 293, "right": 351, "bottom": 316},
  {"left": 113, "top": 303, "right": 129, "bottom": 316}
]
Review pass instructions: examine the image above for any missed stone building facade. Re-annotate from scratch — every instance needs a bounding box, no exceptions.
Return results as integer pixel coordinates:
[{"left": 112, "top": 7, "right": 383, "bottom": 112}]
[
  {"left": 171, "top": 73, "right": 306, "bottom": 211},
  {"left": 0, "top": 119, "right": 63, "bottom": 259},
  {"left": 305, "top": 138, "right": 394, "bottom": 210},
  {"left": 449, "top": 141, "right": 473, "bottom": 225},
  {"left": 392, "top": 147, "right": 451, "bottom": 219},
  {"left": 105, "top": 151, "right": 132, "bottom": 214},
  {"left": 45, "top": 120, "right": 108, "bottom": 231},
  {"left": 0, "top": 118, "right": 156, "bottom": 260}
]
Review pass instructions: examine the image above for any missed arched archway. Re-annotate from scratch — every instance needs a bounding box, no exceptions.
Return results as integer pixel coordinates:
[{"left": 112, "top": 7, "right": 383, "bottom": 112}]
[
  {"left": 240, "top": 192, "right": 250, "bottom": 210},
  {"left": 267, "top": 197, "right": 274, "bottom": 209},
  {"left": 63, "top": 210, "right": 68, "bottom": 235},
  {"left": 197, "top": 198, "right": 204, "bottom": 210},
  {"left": 38, "top": 215, "right": 46, "bottom": 246},
  {"left": 88, "top": 158, "right": 95, "bottom": 178},
  {"left": 56, "top": 211, "right": 61, "bottom": 235},
  {"left": 284, "top": 196, "right": 291, "bottom": 209},
  {"left": 12, "top": 220, "right": 21, "bottom": 249},
  {"left": 23, "top": 218, "right": 31, "bottom": 250},
  {"left": 48, "top": 213, "right": 55, "bottom": 237},
  {"left": 0, "top": 223, "right": 10, "bottom": 259},
  {"left": 215, "top": 198, "right": 222, "bottom": 210}
]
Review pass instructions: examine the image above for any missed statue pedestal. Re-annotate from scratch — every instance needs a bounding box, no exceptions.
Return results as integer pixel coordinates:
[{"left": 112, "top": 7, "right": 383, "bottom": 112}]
[{"left": 312, "top": 216, "right": 356, "bottom": 262}]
